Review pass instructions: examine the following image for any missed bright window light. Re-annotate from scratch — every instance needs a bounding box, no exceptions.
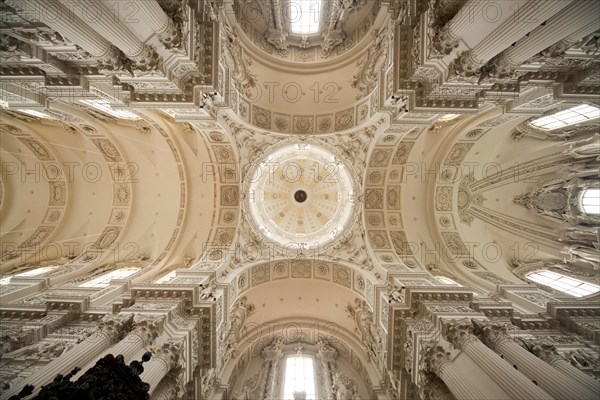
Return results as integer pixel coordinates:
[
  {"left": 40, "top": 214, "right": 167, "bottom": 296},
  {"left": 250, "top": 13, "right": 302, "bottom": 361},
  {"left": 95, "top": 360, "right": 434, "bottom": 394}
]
[
  {"left": 530, "top": 104, "right": 599, "bottom": 131},
  {"left": 527, "top": 270, "right": 599, "bottom": 298},
  {"left": 283, "top": 356, "right": 317, "bottom": 400},
  {"left": 0, "top": 266, "right": 59, "bottom": 285},
  {"left": 79, "top": 267, "right": 139, "bottom": 288},
  {"left": 154, "top": 271, "right": 177, "bottom": 284},
  {"left": 17, "top": 109, "right": 54, "bottom": 119},
  {"left": 437, "top": 276, "right": 461, "bottom": 285},
  {"left": 80, "top": 99, "right": 140, "bottom": 120},
  {"left": 289, "top": 0, "right": 322, "bottom": 34},
  {"left": 580, "top": 188, "right": 600, "bottom": 214},
  {"left": 438, "top": 114, "right": 459, "bottom": 122}
]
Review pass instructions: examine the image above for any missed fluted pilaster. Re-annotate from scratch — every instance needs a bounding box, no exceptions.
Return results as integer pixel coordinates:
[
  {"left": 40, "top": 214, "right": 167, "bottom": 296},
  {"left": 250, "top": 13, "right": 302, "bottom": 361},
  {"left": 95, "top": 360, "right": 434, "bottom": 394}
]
[
  {"left": 503, "top": 0, "right": 599, "bottom": 67},
  {"left": 17, "top": 0, "right": 110, "bottom": 57},
  {"left": 118, "top": 0, "right": 172, "bottom": 34},
  {"left": 151, "top": 374, "right": 178, "bottom": 400},
  {"left": 1, "top": 314, "right": 135, "bottom": 400},
  {"left": 422, "top": 343, "right": 488, "bottom": 400},
  {"left": 56, "top": 0, "right": 144, "bottom": 57},
  {"left": 141, "top": 357, "right": 171, "bottom": 393},
  {"left": 470, "top": 0, "right": 573, "bottom": 65},
  {"left": 490, "top": 334, "right": 597, "bottom": 400},
  {"left": 444, "top": 320, "right": 554, "bottom": 400},
  {"left": 530, "top": 342, "right": 600, "bottom": 395},
  {"left": 446, "top": 0, "right": 486, "bottom": 40},
  {"left": 76, "top": 314, "right": 165, "bottom": 378},
  {"left": 140, "top": 338, "right": 184, "bottom": 394}
]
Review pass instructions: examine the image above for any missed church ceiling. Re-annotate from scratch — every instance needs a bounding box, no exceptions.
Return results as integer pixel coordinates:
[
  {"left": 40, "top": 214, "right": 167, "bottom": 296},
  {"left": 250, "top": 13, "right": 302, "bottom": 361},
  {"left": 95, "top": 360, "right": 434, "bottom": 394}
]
[{"left": 0, "top": 1, "right": 599, "bottom": 398}]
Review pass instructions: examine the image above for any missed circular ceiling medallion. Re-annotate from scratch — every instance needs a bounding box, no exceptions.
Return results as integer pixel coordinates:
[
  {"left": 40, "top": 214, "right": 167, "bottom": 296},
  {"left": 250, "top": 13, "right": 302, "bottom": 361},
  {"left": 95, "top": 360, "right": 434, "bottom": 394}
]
[
  {"left": 294, "top": 190, "right": 308, "bottom": 203},
  {"left": 247, "top": 142, "right": 356, "bottom": 249}
]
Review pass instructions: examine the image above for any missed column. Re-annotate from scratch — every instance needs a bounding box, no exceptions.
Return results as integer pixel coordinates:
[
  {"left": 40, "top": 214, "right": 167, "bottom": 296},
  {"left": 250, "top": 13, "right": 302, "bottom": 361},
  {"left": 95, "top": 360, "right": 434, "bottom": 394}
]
[
  {"left": 444, "top": 320, "right": 554, "bottom": 400},
  {"left": 468, "top": 0, "right": 573, "bottom": 66},
  {"left": 77, "top": 314, "right": 165, "bottom": 379},
  {"left": 15, "top": 0, "right": 110, "bottom": 56},
  {"left": 151, "top": 375, "right": 178, "bottom": 400},
  {"left": 56, "top": 0, "right": 145, "bottom": 57},
  {"left": 108, "top": 329, "right": 149, "bottom": 361},
  {"left": 114, "top": 0, "right": 172, "bottom": 34},
  {"left": 423, "top": 343, "right": 488, "bottom": 400},
  {"left": 140, "top": 338, "right": 184, "bottom": 394},
  {"left": 477, "top": 324, "right": 597, "bottom": 400},
  {"left": 502, "top": 1, "right": 599, "bottom": 67},
  {"left": 563, "top": 24, "right": 600, "bottom": 47},
  {"left": 0, "top": 314, "right": 134, "bottom": 400},
  {"left": 141, "top": 357, "right": 171, "bottom": 393},
  {"left": 530, "top": 343, "right": 600, "bottom": 395},
  {"left": 110, "top": 0, "right": 183, "bottom": 51},
  {"left": 446, "top": 0, "right": 487, "bottom": 40},
  {"left": 429, "top": 0, "right": 488, "bottom": 57}
]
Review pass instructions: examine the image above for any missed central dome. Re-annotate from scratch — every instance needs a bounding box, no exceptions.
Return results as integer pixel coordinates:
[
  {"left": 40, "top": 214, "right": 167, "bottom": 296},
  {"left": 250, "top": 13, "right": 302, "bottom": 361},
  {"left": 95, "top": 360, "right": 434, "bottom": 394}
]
[{"left": 247, "top": 143, "right": 355, "bottom": 249}]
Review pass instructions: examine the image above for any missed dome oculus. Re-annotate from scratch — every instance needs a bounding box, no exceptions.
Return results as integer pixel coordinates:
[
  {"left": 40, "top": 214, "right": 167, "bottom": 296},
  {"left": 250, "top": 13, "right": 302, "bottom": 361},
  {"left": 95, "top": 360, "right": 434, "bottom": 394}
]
[{"left": 247, "top": 143, "right": 355, "bottom": 249}]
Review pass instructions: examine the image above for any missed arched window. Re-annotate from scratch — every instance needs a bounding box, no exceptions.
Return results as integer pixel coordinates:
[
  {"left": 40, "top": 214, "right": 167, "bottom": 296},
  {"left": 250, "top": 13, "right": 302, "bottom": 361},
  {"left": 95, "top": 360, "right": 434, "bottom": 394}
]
[
  {"left": 580, "top": 188, "right": 600, "bottom": 214},
  {"left": 527, "top": 270, "right": 599, "bottom": 297},
  {"left": 79, "top": 99, "right": 140, "bottom": 120},
  {"left": 0, "top": 266, "right": 59, "bottom": 285},
  {"left": 436, "top": 276, "right": 461, "bottom": 286},
  {"left": 79, "top": 267, "right": 139, "bottom": 288},
  {"left": 17, "top": 109, "right": 54, "bottom": 119},
  {"left": 283, "top": 355, "right": 317, "bottom": 400},
  {"left": 290, "top": 0, "right": 322, "bottom": 34},
  {"left": 530, "top": 104, "right": 599, "bottom": 130},
  {"left": 438, "top": 113, "right": 460, "bottom": 122}
]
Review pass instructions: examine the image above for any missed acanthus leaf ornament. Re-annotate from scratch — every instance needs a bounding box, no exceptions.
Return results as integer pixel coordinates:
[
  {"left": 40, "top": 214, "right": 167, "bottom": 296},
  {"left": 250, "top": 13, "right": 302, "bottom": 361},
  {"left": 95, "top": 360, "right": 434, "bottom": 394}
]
[
  {"left": 346, "top": 298, "right": 385, "bottom": 369},
  {"left": 157, "top": 0, "right": 189, "bottom": 53},
  {"left": 266, "top": 28, "right": 289, "bottom": 58}
]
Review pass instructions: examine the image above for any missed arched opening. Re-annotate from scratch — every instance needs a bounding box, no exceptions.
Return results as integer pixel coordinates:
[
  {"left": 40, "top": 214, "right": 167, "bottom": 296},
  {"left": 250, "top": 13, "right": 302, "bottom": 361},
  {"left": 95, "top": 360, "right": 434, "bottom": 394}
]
[
  {"left": 580, "top": 188, "right": 600, "bottom": 215},
  {"left": 79, "top": 267, "right": 139, "bottom": 288},
  {"left": 0, "top": 266, "right": 59, "bottom": 285},
  {"left": 289, "top": 0, "right": 322, "bottom": 34},
  {"left": 436, "top": 276, "right": 461, "bottom": 286},
  {"left": 530, "top": 104, "right": 599, "bottom": 130},
  {"left": 283, "top": 355, "right": 317, "bottom": 399},
  {"left": 527, "top": 270, "right": 599, "bottom": 297}
]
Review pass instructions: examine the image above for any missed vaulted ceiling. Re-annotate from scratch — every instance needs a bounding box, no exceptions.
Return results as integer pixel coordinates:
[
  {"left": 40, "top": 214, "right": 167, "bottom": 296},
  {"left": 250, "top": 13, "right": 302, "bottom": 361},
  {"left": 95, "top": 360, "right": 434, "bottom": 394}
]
[{"left": 0, "top": 1, "right": 598, "bottom": 398}]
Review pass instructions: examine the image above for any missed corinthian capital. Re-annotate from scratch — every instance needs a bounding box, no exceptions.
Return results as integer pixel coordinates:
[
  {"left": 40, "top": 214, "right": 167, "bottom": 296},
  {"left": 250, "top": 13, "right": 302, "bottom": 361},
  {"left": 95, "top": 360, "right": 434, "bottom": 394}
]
[
  {"left": 429, "top": 25, "right": 459, "bottom": 57},
  {"left": 471, "top": 319, "right": 513, "bottom": 350},
  {"left": 420, "top": 341, "right": 451, "bottom": 375},
  {"left": 159, "top": 21, "right": 184, "bottom": 51},
  {"left": 98, "top": 313, "right": 135, "bottom": 343},
  {"left": 131, "top": 314, "right": 165, "bottom": 346},
  {"left": 442, "top": 319, "right": 476, "bottom": 349},
  {"left": 450, "top": 50, "right": 482, "bottom": 77},
  {"left": 130, "top": 44, "right": 162, "bottom": 73},
  {"left": 521, "top": 340, "right": 565, "bottom": 365},
  {"left": 155, "top": 337, "right": 185, "bottom": 371}
]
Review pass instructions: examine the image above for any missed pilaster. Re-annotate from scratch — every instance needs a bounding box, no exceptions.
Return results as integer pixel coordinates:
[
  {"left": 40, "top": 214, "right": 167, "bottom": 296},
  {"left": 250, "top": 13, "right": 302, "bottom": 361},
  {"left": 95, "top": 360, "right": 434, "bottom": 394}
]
[
  {"left": 473, "top": 320, "right": 596, "bottom": 400},
  {"left": 443, "top": 319, "right": 554, "bottom": 400},
  {"left": 15, "top": 0, "right": 111, "bottom": 57},
  {"left": 0, "top": 314, "right": 135, "bottom": 400},
  {"left": 421, "top": 342, "right": 486, "bottom": 400}
]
